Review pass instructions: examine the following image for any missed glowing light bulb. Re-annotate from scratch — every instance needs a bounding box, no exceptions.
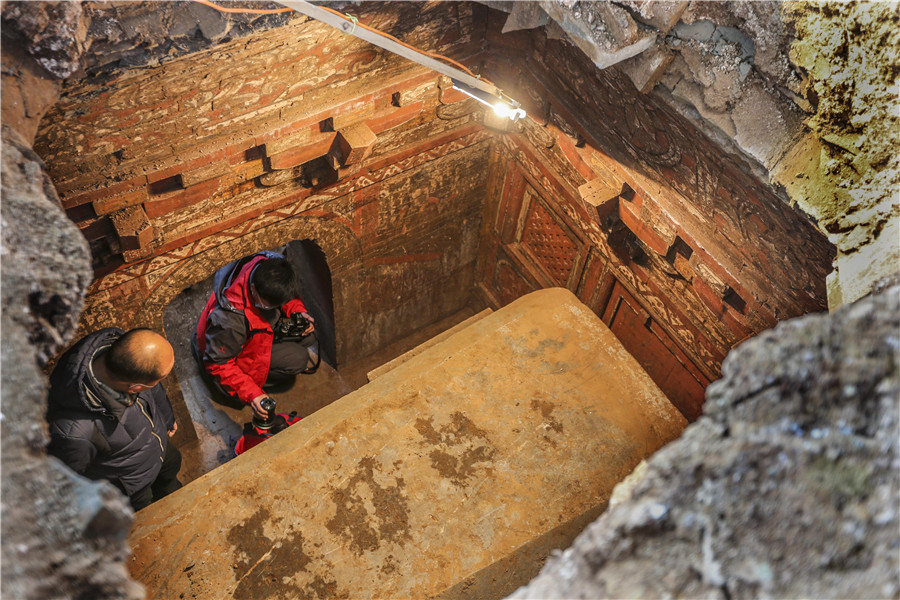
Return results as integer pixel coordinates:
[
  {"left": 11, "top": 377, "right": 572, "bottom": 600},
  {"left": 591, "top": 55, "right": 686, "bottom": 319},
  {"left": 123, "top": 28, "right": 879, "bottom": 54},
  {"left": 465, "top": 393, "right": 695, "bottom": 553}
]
[
  {"left": 493, "top": 101, "right": 526, "bottom": 121},
  {"left": 493, "top": 101, "right": 513, "bottom": 118},
  {"left": 451, "top": 79, "right": 527, "bottom": 122}
]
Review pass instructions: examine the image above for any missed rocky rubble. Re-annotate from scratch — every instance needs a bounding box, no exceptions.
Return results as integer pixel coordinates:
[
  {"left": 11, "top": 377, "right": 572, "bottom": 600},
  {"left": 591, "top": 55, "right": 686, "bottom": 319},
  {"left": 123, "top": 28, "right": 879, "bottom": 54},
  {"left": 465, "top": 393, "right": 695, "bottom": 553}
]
[
  {"left": 1, "top": 0, "right": 298, "bottom": 83},
  {"left": 1, "top": 127, "right": 137, "bottom": 599},
  {"left": 508, "top": 276, "right": 900, "bottom": 599},
  {"left": 80, "top": 0, "right": 296, "bottom": 79},
  {"left": 0, "top": 1, "right": 88, "bottom": 79}
]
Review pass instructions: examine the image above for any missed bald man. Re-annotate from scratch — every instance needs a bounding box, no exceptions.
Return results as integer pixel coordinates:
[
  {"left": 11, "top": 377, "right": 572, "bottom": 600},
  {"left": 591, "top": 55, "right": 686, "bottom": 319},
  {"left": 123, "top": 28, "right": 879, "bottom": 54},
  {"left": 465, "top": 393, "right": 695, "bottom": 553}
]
[{"left": 47, "top": 327, "right": 182, "bottom": 511}]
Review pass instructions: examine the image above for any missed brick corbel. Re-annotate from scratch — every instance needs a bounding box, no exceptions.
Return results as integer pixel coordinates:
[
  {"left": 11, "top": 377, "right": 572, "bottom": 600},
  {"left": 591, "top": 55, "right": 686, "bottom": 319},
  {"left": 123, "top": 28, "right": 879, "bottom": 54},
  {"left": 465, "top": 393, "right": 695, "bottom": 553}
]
[
  {"left": 180, "top": 158, "right": 230, "bottom": 187},
  {"left": 437, "top": 76, "right": 468, "bottom": 104},
  {"left": 262, "top": 125, "right": 332, "bottom": 157},
  {"left": 110, "top": 204, "right": 154, "bottom": 251},
  {"left": 143, "top": 177, "right": 220, "bottom": 218},
  {"left": 266, "top": 134, "right": 337, "bottom": 170},
  {"left": 332, "top": 103, "right": 377, "bottom": 131},
  {"left": 690, "top": 256, "right": 731, "bottom": 299},
  {"left": 336, "top": 122, "right": 377, "bottom": 166},
  {"left": 617, "top": 192, "right": 677, "bottom": 256},
  {"left": 578, "top": 177, "right": 621, "bottom": 220},
  {"left": 93, "top": 187, "right": 149, "bottom": 216},
  {"left": 259, "top": 169, "right": 297, "bottom": 187},
  {"left": 366, "top": 101, "right": 424, "bottom": 134}
]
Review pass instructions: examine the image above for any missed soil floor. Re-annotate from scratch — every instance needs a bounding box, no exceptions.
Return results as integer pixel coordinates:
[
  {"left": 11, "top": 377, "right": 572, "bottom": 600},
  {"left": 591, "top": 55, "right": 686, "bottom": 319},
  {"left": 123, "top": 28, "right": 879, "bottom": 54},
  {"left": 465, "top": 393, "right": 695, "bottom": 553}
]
[{"left": 164, "top": 280, "right": 486, "bottom": 485}]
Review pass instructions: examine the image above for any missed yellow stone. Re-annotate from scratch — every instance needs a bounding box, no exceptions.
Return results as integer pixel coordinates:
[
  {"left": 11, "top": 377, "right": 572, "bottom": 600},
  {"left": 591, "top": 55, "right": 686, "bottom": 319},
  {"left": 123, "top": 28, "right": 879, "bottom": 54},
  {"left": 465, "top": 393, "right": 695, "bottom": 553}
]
[{"left": 129, "top": 288, "right": 687, "bottom": 599}]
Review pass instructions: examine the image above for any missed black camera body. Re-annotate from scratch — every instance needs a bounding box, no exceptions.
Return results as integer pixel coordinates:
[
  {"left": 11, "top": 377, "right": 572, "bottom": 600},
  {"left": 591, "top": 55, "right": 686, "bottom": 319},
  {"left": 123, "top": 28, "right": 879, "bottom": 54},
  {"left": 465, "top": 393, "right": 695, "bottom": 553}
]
[{"left": 273, "top": 312, "right": 311, "bottom": 342}]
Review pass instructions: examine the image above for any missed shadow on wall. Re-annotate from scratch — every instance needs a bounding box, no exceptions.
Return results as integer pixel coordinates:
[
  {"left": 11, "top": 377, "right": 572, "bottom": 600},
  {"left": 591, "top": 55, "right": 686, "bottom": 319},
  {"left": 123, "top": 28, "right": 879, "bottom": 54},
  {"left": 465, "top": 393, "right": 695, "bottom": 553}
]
[{"left": 284, "top": 239, "right": 337, "bottom": 370}]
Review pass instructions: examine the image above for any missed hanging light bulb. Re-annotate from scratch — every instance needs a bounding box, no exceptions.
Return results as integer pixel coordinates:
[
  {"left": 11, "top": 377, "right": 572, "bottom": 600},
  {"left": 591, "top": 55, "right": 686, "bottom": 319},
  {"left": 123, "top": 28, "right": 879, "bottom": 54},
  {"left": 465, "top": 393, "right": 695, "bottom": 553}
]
[{"left": 493, "top": 101, "right": 512, "bottom": 117}]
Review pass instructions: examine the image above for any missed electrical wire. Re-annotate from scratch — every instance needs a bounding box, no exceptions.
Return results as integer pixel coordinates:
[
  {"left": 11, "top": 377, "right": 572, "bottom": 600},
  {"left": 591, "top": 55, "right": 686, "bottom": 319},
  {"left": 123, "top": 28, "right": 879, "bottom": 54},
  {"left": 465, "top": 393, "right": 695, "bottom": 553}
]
[
  {"left": 192, "top": 0, "right": 292, "bottom": 15},
  {"left": 192, "top": 0, "right": 494, "bottom": 86}
]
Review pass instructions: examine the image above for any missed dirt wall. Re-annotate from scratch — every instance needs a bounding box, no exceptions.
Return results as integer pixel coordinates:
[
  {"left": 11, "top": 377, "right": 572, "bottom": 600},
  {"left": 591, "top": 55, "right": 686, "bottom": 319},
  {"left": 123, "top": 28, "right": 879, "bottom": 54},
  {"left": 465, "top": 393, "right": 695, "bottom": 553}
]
[
  {"left": 0, "top": 126, "right": 139, "bottom": 599},
  {"left": 782, "top": 1, "right": 900, "bottom": 306}
]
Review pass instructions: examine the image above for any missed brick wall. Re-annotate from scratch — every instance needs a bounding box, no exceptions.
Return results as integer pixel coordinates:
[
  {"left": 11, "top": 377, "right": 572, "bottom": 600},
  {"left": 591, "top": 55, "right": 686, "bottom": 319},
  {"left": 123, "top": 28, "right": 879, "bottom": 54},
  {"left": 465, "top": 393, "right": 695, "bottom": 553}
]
[
  {"left": 34, "top": 2, "right": 487, "bottom": 343},
  {"left": 36, "top": 3, "right": 482, "bottom": 273}
]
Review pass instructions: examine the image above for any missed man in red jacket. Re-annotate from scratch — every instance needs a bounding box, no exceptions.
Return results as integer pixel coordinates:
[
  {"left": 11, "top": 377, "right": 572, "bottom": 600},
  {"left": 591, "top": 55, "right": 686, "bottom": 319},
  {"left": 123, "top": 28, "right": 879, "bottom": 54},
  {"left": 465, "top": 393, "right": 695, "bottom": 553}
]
[{"left": 193, "top": 251, "right": 316, "bottom": 419}]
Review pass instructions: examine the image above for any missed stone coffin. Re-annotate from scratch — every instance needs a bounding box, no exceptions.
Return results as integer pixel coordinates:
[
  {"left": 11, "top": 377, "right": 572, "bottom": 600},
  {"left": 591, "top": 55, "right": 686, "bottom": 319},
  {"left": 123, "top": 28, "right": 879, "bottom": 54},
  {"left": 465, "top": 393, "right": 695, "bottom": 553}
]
[{"left": 128, "top": 288, "right": 687, "bottom": 599}]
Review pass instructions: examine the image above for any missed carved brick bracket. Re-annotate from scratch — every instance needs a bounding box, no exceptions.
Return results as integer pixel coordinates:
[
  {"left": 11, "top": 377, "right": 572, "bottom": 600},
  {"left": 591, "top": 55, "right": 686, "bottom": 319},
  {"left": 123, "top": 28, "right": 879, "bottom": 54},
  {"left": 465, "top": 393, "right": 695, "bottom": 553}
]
[
  {"left": 336, "top": 122, "right": 377, "bottom": 165},
  {"left": 110, "top": 204, "right": 154, "bottom": 263},
  {"left": 578, "top": 176, "right": 621, "bottom": 220}
]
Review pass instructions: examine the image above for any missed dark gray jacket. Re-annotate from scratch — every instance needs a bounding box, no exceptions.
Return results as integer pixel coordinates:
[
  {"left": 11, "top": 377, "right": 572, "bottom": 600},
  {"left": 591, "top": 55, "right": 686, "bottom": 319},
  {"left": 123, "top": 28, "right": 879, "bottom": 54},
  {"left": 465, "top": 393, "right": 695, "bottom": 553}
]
[{"left": 46, "top": 328, "right": 176, "bottom": 496}]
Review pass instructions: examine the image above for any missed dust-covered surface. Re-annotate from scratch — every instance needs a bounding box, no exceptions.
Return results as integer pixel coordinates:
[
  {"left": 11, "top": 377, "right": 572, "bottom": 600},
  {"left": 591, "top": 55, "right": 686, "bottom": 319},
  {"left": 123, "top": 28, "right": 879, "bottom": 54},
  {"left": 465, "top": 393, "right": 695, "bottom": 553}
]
[
  {"left": 1, "top": 0, "right": 88, "bottom": 79},
  {"left": 2, "top": 0, "right": 297, "bottom": 81},
  {"left": 127, "top": 288, "right": 686, "bottom": 600},
  {"left": 79, "top": 0, "right": 297, "bottom": 80},
  {"left": 508, "top": 276, "right": 900, "bottom": 599},
  {"left": 653, "top": 1, "right": 808, "bottom": 175},
  {"left": 1, "top": 127, "right": 139, "bottom": 599}
]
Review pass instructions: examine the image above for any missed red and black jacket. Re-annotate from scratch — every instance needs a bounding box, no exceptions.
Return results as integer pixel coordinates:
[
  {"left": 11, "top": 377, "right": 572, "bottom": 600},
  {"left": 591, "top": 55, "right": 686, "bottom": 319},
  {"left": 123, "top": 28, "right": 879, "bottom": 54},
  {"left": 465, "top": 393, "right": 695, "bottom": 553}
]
[{"left": 195, "top": 252, "right": 307, "bottom": 405}]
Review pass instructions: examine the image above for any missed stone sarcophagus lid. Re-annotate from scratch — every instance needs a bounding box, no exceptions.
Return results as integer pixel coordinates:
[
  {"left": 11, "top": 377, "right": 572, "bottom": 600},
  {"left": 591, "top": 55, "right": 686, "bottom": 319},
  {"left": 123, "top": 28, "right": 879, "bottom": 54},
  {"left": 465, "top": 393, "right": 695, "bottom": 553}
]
[{"left": 129, "top": 288, "right": 687, "bottom": 599}]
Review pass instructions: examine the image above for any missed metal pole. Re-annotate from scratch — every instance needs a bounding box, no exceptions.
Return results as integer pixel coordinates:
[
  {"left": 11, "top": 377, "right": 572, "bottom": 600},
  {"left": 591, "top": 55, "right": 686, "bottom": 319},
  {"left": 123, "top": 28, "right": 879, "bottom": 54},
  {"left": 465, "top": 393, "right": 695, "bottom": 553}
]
[{"left": 276, "top": 0, "right": 503, "bottom": 99}]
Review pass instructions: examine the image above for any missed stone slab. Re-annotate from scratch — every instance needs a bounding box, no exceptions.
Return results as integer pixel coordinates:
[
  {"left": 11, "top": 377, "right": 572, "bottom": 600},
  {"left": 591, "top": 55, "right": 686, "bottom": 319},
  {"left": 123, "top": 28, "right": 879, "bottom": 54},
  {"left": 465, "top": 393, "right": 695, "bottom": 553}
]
[
  {"left": 128, "top": 288, "right": 686, "bottom": 599},
  {"left": 367, "top": 308, "right": 493, "bottom": 382}
]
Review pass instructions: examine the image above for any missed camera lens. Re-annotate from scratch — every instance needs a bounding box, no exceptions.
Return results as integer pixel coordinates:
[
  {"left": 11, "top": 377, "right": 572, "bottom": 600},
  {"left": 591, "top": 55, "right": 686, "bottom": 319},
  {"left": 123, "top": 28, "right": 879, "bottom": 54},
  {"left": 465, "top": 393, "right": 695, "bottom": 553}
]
[{"left": 260, "top": 397, "right": 276, "bottom": 413}]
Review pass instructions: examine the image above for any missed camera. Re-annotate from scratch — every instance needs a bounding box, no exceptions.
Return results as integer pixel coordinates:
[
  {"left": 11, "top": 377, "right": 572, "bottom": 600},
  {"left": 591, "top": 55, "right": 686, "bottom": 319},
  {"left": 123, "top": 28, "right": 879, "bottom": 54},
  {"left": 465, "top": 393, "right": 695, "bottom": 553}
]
[
  {"left": 273, "top": 312, "right": 311, "bottom": 342},
  {"left": 253, "top": 396, "right": 278, "bottom": 429},
  {"left": 260, "top": 396, "right": 276, "bottom": 414},
  {"left": 235, "top": 396, "right": 302, "bottom": 456}
]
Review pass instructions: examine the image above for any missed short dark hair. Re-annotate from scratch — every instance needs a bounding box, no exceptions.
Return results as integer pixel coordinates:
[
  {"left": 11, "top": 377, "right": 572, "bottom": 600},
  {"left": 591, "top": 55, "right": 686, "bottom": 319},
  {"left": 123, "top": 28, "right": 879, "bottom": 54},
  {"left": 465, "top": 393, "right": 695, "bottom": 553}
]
[
  {"left": 251, "top": 258, "right": 297, "bottom": 306},
  {"left": 105, "top": 328, "right": 168, "bottom": 384}
]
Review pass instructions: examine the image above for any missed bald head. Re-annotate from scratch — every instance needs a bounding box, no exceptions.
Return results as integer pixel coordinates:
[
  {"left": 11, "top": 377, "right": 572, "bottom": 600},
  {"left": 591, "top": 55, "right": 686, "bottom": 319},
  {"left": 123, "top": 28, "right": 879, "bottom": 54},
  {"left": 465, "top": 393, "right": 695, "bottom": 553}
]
[{"left": 105, "top": 328, "right": 175, "bottom": 386}]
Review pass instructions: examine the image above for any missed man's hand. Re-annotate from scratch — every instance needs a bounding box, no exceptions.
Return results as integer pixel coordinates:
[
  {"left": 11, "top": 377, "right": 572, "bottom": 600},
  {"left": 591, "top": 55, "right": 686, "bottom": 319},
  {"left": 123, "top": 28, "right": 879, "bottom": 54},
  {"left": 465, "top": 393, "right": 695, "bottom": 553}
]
[
  {"left": 168, "top": 421, "right": 178, "bottom": 437},
  {"left": 251, "top": 394, "right": 272, "bottom": 420},
  {"left": 301, "top": 312, "right": 316, "bottom": 335}
]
